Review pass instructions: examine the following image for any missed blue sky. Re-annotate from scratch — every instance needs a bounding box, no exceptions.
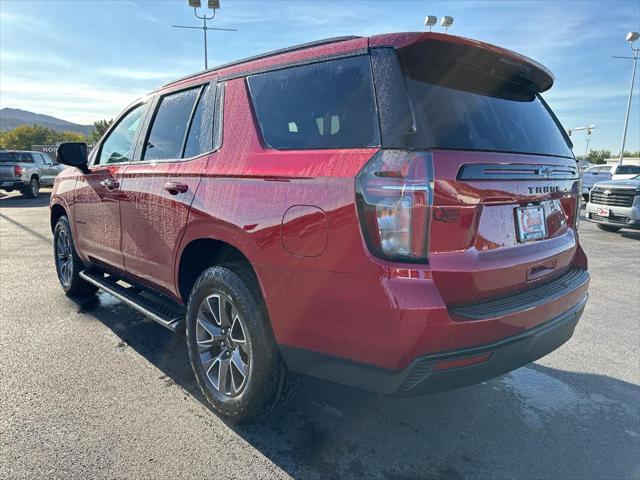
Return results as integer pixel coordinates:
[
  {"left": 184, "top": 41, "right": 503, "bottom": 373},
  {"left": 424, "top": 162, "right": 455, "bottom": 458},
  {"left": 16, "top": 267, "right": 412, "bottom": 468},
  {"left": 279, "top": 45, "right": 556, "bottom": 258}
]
[{"left": 1, "top": 0, "right": 638, "bottom": 154}]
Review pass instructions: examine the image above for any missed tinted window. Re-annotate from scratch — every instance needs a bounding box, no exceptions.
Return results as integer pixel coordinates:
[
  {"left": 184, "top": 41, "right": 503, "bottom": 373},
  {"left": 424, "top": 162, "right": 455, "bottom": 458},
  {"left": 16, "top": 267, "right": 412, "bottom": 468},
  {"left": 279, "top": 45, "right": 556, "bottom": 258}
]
[
  {"left": 98, "top": 104, "right": 146, "bottom": 165},
  {"left": 184, "top": 84, "right": 215, "bottom": 158},
  {"left": 39, "top": 153, "right": 54, "bottom": 165},
  {"left": 407, "top": 83, "right": 572, "bottom": 157},
  {"left": 0, "top": 152, "right": 33, "bottom": 163},
  {"left": 616, "top": 165, "right": 640, "bottom": 174},
  {"left": 144, "top": 88, "right": 200, "bottom": 160},
  {"left": 373, "top": 48, "right": 573, "bottom": 158},
  {"left": 247, "top": 56, "right": 380, "bottom": 149}
]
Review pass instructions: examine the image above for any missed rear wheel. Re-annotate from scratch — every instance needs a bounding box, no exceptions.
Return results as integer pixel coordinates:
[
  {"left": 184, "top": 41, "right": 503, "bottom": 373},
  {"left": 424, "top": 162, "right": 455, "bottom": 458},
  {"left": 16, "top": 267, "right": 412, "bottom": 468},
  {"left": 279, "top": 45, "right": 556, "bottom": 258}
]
[
  {"left": 596, "top": 224, "right": 621, "bottom": 232},
  {"left": 53, "top": 216, "right": 98, "bottom": 296},
  {"left": 22, "top": 177, "right": 39, "bottom": 198},
  {"left": 186, "top": 264, "right": 290, "bottom": 422}
]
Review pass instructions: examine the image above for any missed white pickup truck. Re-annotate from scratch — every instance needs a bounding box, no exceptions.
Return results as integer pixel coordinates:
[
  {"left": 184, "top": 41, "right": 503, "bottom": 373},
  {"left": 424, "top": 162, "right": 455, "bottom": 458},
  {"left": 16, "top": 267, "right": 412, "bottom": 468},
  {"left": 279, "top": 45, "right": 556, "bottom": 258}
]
[
  {"left": 582, "top": 164, "right": 640, "bottom": 200},
  {"left": 0, "top": 150, "right": 65, "bottom": 198}
]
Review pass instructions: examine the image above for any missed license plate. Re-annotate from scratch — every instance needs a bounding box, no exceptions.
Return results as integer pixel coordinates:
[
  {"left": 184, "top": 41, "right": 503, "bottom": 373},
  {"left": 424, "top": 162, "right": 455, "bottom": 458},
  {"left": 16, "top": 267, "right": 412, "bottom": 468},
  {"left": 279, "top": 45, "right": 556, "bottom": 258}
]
[
  {"left": 597, "top": 207, "right": 610, "bottom": 217},
  {"left": 515, "top": 205, "right": 547, "bottom": 242}
]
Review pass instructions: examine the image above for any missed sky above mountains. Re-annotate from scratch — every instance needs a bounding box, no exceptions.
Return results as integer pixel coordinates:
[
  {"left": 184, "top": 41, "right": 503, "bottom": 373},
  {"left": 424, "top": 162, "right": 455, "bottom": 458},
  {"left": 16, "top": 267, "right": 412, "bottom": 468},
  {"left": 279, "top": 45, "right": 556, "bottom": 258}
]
[{"left": 1, "top": 0, "right": 638, "bottom": 153}]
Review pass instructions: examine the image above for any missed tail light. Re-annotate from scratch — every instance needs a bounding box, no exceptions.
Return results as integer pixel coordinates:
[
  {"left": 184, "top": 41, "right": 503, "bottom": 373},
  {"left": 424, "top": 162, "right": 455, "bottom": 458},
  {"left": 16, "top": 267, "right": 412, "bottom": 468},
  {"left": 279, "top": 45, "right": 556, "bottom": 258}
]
[
  {"left": 14, "top": 165, "right": 23, "bottom": 177},
  {"left": 355, "top": 150, "right": 433, "bottom": 263}
]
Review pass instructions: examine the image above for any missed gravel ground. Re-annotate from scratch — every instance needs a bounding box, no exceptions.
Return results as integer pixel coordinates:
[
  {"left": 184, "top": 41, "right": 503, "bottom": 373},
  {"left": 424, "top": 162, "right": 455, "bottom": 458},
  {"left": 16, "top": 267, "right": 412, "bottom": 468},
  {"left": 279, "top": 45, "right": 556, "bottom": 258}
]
[{"left": 1, "top": 190, "right": 638, "bottom": 480}]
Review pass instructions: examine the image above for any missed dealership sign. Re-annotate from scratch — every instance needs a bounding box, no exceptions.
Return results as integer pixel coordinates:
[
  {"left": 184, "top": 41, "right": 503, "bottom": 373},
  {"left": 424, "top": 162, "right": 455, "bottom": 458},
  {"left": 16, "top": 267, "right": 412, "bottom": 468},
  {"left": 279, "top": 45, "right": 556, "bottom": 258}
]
[{"left": 31, "top": 144, "right": 95, "bottom": 158}]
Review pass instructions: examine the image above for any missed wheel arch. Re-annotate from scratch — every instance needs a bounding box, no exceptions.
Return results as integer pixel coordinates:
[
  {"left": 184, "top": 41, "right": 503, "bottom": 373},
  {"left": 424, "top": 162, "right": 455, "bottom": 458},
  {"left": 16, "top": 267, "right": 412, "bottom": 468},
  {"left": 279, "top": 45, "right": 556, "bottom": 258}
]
[
  {"left": 177, "top": 237, "right": 263, "bottom": 306},
  {"left": 50, "top": 203, "right": 67, "bottom": 233}
]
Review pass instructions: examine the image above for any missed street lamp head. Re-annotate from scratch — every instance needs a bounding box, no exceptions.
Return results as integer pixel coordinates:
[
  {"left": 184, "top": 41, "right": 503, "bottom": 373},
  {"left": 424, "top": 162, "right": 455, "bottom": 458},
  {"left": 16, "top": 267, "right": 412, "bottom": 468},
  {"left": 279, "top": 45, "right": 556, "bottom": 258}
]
[
  {"left": 424, "top": 15, "right": 437, "bottom": 27},
  {"left": 208, "top": 0, "right": 220, "bottom": 9},
  {"left": 626, "top": 31, "right": 640, "bottom": 43},
  {"left": 441, "top": 16, "right": 454, "bottom": 28},
  {"left": 188, "top": 0, "right": 201, "bottom": 7}
]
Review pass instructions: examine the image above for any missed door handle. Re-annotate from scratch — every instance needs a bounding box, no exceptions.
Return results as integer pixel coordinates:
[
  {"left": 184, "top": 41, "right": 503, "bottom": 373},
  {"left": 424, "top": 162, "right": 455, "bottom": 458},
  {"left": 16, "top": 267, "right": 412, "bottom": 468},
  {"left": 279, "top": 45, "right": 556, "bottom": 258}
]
[
  {"left": 100, "top": 178, "right": 120, "bottom": 190},
  {"left": 164, "top": 182, "right": 188, "bottom": 195}
]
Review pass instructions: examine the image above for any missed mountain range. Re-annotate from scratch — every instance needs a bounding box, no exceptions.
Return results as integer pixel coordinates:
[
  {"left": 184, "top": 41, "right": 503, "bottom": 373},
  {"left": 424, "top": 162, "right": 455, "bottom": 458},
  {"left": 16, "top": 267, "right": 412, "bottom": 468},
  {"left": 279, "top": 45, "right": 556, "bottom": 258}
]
[{"left": 0, "top": 108, "right": 93, "bottom": 136}]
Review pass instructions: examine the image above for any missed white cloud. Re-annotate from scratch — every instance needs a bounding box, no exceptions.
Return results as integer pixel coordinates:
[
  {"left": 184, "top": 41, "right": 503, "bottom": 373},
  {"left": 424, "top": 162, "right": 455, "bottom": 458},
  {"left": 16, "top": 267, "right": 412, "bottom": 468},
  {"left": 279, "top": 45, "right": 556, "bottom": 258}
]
[{"left": 0, "top": 76, "right": 147, "bottom": 123}]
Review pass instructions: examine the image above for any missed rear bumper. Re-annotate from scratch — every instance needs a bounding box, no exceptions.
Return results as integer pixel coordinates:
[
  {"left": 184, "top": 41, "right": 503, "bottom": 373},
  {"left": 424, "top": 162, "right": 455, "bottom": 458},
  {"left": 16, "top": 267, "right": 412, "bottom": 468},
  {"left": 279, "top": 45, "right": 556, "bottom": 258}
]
[
  {"left": 281, "top": 296, "right": 587, "bottom": 395},
  {"left": 0, "top": 180, "right": 26, "bottom": 189}
]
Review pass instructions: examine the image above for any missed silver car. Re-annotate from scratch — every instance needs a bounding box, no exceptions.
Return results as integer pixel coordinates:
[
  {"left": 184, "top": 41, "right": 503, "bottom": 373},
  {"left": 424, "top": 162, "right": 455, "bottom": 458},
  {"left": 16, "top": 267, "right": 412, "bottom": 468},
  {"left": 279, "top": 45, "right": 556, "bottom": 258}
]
[{"left": 586, "top": 174, "right": 640, "bottom": 232}]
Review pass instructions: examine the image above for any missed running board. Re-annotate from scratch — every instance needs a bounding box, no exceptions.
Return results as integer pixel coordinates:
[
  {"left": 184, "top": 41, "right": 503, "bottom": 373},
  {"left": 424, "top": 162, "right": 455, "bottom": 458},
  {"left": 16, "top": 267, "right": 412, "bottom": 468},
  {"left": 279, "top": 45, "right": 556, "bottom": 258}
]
[{"left": 79, "top": 270, "right": 185, "bottom": 333}]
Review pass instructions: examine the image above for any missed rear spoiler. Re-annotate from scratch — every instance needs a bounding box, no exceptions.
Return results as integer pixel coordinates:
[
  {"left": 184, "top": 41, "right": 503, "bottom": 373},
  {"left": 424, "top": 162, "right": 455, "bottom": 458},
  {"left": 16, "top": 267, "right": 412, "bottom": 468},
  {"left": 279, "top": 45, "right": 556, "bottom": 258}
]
[{"left": 371, "top": 33, "right": 554, "bottom": 99}]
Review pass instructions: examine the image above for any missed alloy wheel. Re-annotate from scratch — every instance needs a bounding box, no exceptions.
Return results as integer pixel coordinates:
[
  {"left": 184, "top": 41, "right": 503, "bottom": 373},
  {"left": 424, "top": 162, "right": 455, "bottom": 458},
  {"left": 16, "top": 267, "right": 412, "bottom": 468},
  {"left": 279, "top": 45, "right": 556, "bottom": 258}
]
[
  {"left": 56, "top": 229, "right": 73, "bottom": 286},
  {"left": 196, "top": 293, "right": 250, "bottom": 397}
]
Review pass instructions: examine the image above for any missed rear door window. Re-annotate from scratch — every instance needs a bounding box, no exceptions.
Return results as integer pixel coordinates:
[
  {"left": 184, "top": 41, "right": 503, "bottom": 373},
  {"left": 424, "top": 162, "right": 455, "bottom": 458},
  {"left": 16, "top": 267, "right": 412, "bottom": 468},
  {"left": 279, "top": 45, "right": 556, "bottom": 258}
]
[
  {"left": 183, "top": 83, "right": 215, "bottom": 158},
  {"left": 247, "top": 55, "right": 380, "bottom": 149},
  {"left": 143, "top": 87, "right": 200, "bottom": 161}
]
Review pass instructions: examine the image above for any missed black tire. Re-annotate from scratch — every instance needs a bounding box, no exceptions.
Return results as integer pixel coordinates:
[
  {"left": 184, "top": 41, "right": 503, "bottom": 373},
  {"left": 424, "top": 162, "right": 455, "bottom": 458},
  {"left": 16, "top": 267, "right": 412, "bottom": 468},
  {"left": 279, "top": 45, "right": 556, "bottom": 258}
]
[
  {"left": 596, "top": 224, "right": 621, "bottom": 232},
  {"left": 22, "top": 177, "right": 39, "bottom": 199},
  {"left": 186, "top": 263, "right": 290, "bottom": 422},
  {"left": 53, "top": 216, "right": 98, "bottom": 296}
]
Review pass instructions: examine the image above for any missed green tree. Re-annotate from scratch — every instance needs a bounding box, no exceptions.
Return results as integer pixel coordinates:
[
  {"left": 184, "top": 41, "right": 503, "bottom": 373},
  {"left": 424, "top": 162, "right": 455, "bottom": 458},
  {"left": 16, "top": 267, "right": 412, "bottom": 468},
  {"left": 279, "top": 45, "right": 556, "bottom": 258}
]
[
  {"left": 586, "top": 149, "right": 611, "bottom": 164},
  {"left": 0, "top": 124, "right": 87, "bottom": 150},
  {"left": 88, "top": 119, "right": 113, "bottom": 143},
  {"left": 58, "top": 131, "right": 86, "bottom": 143},
  {"left": 620, "top": 150, "right": 640, "bottom": 158}
]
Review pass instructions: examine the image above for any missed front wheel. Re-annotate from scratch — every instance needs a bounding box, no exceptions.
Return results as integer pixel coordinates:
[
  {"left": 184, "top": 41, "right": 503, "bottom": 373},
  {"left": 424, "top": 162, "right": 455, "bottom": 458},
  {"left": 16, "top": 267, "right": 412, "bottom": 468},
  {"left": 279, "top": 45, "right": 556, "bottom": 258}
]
[
  {"left": 53, "top": 216, "right": 98, "bottom": 296},
  {"left": 596, "top": 224, "right": 621, "bottom": 232},
  {"left": 186, "top": 264, "right": 291, "bottom": 422}
]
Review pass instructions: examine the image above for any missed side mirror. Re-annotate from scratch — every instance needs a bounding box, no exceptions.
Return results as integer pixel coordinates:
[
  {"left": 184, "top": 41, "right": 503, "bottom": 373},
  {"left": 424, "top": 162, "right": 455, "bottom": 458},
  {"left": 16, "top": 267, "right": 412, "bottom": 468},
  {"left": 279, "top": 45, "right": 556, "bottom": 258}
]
[{"left": 57, "top": 142, "right": 89, "bottom": 173}]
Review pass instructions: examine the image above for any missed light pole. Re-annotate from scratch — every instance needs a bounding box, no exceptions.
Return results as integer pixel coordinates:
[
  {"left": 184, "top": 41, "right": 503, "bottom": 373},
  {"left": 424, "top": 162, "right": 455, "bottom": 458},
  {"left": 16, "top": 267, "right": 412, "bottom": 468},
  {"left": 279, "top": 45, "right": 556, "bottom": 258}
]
[
  {"left": 173, "top": 0, "right": 237, "bottom": 70},
  {"left": 567, "top": 125, "right": 595, "bottom": 161},
  {"left": 584, "top": 137, "right": 591, "bottom": 159},
  {"left": 613, "top": 31, "right": 640, "bottom": 164}
]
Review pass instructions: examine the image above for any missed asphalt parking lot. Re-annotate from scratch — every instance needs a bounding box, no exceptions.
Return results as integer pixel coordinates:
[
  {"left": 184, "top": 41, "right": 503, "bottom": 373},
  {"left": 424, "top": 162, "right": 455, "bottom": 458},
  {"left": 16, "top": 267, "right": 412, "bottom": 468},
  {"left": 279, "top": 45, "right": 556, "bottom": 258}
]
[{"left": 1, "top": 190, "right": 639, "bottom": 480}]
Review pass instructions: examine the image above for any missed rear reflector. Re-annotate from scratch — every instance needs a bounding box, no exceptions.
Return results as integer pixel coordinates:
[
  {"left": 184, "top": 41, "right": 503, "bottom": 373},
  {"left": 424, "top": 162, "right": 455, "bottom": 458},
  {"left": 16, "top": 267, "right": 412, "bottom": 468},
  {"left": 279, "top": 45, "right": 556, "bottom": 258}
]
[{"left": 435, "top": 353, "right": 492, "bottom": 371}]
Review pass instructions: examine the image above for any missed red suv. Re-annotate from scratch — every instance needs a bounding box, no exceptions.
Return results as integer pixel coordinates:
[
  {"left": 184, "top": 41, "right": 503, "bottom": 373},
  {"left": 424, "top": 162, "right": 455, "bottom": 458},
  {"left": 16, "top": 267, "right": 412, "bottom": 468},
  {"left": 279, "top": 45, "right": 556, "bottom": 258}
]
[{"left": 51, "top": 32, "right": 589, "bottom": 421}]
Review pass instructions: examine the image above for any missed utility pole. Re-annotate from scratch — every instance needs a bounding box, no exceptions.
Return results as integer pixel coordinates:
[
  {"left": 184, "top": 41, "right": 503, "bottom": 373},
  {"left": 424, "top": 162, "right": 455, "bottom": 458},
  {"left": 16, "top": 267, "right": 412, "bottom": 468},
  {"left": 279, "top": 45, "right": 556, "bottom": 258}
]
[
  {"left": 173, "top": 0, "right": 237, "bottom": 70},
  {"left": 613, "top": 32, "right": 640, "bottom": 164}
]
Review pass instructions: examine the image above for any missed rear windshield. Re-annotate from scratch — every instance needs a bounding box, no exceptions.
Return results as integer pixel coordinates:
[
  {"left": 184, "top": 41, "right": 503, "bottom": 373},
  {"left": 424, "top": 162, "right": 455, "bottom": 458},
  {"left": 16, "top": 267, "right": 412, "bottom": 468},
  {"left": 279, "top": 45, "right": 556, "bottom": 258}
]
[
  {"left": 372, "top": 48, "right": 573, "bottom": 158},
  {"left": 0, "top": 152, "right": 33, "bottom": 163},
  {"left": 247, "top": 55, "right": 380, "bottom": 149}
]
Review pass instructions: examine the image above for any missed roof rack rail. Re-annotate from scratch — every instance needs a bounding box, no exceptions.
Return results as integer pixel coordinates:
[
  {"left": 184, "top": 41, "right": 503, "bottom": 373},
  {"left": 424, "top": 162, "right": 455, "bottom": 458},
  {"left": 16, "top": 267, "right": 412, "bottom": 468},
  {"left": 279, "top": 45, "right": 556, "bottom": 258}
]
[{"left": 162, "top": 35, "right": 363, "bottom": 88}]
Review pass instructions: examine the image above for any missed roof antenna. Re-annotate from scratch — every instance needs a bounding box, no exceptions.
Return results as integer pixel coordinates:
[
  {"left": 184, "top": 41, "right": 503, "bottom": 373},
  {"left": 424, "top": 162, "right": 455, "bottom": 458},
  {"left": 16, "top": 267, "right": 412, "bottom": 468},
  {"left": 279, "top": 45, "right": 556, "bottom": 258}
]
[
  {"left": 424, "top": 15, "right": 437, "bottom": 32},
  {"left": 441, "top": 16, "right": 454, "bottom": 33}
]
